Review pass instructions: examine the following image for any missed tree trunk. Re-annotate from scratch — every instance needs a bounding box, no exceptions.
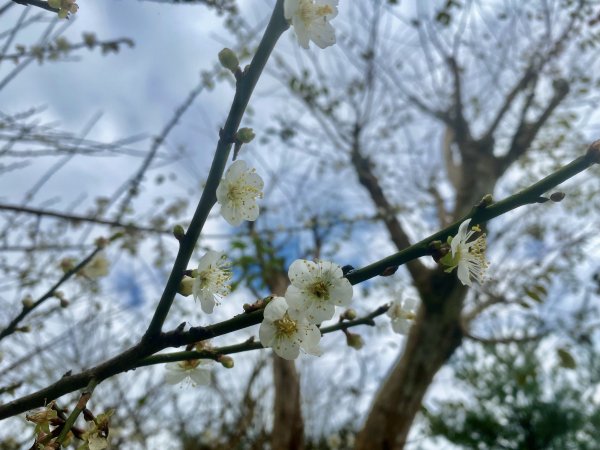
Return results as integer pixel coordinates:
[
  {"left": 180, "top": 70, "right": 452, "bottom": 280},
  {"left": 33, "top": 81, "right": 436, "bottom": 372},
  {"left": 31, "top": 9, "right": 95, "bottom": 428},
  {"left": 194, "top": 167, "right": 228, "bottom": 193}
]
[
  {"left": 355, "top": 271, "right": 467, "bottom": 450},
  {"left": 266, "top": 271, "right": 305, "bottom": 450},
  {"left": 272, "top": 356, "right": 304, "bottom": 450}
]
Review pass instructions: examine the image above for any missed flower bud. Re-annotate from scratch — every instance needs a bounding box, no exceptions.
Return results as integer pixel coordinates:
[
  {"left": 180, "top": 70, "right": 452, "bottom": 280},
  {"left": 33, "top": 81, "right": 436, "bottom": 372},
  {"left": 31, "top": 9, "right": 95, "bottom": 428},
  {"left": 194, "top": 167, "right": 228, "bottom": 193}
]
[
  {"left": 178, "top": 276, "right": 194, "bottom": 297},
  {"left": 341, "top": 309, "right": 357, "bottom": 321},
  {"left": 218, "top": 48, "right": 239, "bottom": 73},
  {"left": 236, "top": 127, "right": 255, "bottom": 144},
  {"left": 173, "top": 224, "right": 185, "bottom": 241},
  {"left": 218, "top": 355, "right": 234, "bottom": 369},
  {"left": 345, "top": 332, "right": 364, "bottom": 350},
  {"left": 60, "top": 258, "right": 76, "bottom": 273},
  {"left": 94, "top": 237, "right": 109, "bottom": 249},
  {"left": 22, "top": 295, "right": 34, "bottom": 309}
]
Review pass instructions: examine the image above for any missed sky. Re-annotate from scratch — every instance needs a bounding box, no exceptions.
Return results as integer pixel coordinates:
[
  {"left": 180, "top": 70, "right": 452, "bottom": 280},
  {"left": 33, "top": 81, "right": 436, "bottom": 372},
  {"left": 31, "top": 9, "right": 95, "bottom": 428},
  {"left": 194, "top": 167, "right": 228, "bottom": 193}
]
[{"left": 1, "top": 1, "right": 599, "bottom": 449}]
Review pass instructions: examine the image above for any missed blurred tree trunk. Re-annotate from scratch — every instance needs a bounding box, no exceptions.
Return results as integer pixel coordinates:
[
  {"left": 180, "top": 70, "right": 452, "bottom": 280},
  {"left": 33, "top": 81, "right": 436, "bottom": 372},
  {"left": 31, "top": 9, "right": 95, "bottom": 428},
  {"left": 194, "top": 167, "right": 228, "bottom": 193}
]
[
  {"left": 355, "top": 271, "right": 467, "bottom": 449},
  {"left": 265, "top": 267, "right": 305, "bottom": 450}
]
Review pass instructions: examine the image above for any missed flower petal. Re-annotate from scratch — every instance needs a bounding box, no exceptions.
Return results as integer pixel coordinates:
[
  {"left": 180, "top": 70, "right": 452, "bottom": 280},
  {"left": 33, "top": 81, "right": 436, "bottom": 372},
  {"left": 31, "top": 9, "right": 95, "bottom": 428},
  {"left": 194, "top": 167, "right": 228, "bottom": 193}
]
[
  {"left": 263, "top": 296, "right": 288, "bottom": 321},
  {"left": 329, "top": 278, "right": 353, "bottom": 306},
  {"left": 259, "top": 320, "right": 277, "bottom": 347},
  {"left": 273, "top": 336, "right": 300, "bottom": 360},
  {"left": 288, "top": 259, "right": 319, "bottom": 288},
  {"left": 190, "top": 368, "right": 211, "bottom": 386}
]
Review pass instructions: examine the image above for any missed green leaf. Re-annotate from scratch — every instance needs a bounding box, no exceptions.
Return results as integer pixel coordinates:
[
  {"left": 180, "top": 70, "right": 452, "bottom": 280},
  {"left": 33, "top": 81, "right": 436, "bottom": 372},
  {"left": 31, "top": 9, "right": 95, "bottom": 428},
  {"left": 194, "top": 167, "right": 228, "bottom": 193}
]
[{"left": 557, "top": 348, "right": 576, "bottom": 369}]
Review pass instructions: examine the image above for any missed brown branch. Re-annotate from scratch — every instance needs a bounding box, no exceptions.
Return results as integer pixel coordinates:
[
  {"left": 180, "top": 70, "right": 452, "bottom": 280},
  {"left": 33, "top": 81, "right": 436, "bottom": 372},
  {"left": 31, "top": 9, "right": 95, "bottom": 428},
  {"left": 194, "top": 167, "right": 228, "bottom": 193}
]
[
  {"left": 349, "top": 123, "right": 430, "bottom": 291},
  {"left": 500, "top": 78, "right": 570, "bottom": 173},
  {"left": 0, "top": 244, "right": 103, "bottom": 342},
  {"left": 0, "top": 203, "right": 170, "bottom": 234},
  {"left": 446, "top": 56, "right": 472, "bottom": 146},
  {"left": 482, "top": 65, "right": 537, "bottom": 141},
  {"left": 112, "top": 80, "right": 204, "bottom": 222}
]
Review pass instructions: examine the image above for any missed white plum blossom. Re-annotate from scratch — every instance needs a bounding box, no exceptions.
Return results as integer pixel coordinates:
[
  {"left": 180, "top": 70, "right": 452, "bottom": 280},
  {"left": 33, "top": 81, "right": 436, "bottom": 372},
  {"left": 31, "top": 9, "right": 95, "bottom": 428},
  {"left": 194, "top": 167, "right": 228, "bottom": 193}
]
[
  {"left": 387, "top": 298, "right": 418, "bottom": 335},
  {"left": 259, "top": 296, "right": 322, "bottom": 360},
  {"left": 87, "top": 434, "right": 108, "bottom": 450},
  {"left": 81, "top": 253, "right": 109, "bottom": 278},
  {"left": 164, "top": 359, "right": 214, "bottom": 386},
  {"left": 216, "top": 160, "right": 264, "bottom": 226},
  {"left": 284, "top": 0, "right": 338, "bottom": 49},
  {"left": 285, "top": 259, "right": 353, "bottom": 323},
  {"left": 442, "top": 219, "right": 489, "bottom": 286},
  {"left": 192, "top": 250, "right": 232, "bottom": 313}
]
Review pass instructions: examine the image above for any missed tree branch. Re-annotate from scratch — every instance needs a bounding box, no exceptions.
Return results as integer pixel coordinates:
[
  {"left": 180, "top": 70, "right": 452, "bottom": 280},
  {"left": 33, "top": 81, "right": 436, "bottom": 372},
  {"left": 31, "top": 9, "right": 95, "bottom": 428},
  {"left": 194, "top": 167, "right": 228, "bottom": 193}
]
[{"left": 142, "top": 0, "right": 288, "bottom": 339}]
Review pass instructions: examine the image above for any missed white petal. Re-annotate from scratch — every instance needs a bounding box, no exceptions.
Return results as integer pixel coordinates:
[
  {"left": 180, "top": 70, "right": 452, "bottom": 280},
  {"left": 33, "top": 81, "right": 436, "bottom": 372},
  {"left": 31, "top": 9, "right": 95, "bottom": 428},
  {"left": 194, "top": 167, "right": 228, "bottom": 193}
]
[
  {"left": 329, "top": 278, "right": 353, "bottom": 306},
  {"left": 88, "top": 436, "right": 108, "bottom": 450},
  {"left": 292, "top": 16, "right": 311, "bottom": 49},
  {"left": 274, "top": 337, "right": 300, "bottom": 360},
  {"left": 452, "top": 219, "right": 471, "bottom": 256},
  {"left": 310, "top": 21, "right": 336, "bottom": 49},
  {"left": 241, "top": 171, "right": 264, "bottom": 190},
  {"left": 304, "top": 300, "right": 335, "bottom": 323},
  {"left": 216, "top": 179, "right": 228, "bottom": 204},
  {"left": 241, "top": 201, "right": 259, "bottom": 222},
  {"left": 164, "top": 365, "right": 187, "bottom": 385},
  {"left": 220, "top": 203, "right": 243, "bottom": 226},
  {"left": 403, "top": 297, "right": 418, "bottom": 312},
  {"left": 199, "top": 291, "right": 216, "bottom": 314},
  {"left": 197, "top": 250, "right": 222, "bottom": 272},
  {"left": 300, "top": 323, "right": 322, "bottom": 355},
  {"left": 263, "top": 296, "right": 288, "bottom": 321},
  {"left": 259, "top": 320, "right": 277, "bottom": 347},
  {"left": 457, "top": 262, "right": 472, "bottom": 286},
  {"left": 190, "top": 368, "right": 211, "bottom": 386},
  {"left": 391, "top": 318, "right": 412, "bottom": 335},
  {"left": 288, "top": 259, "right": 318, "bottom": 288},
  {"left": 225, "top": 160, "right": 248, "bottom": 182},
  {"left": 387, "top": 299, "right": 403, "bottom": 318},
  {"left": 285, "top": 285, "right": 309, "bottom": 317},
  {"left": 283, "top": 0, "right": 298, "bottom": 19}
]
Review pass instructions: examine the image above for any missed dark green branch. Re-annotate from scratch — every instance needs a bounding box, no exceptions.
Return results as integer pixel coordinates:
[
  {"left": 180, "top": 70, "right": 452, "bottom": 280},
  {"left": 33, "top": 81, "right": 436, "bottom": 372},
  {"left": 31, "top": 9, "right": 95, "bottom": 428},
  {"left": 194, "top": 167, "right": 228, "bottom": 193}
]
[
  {"left": 346, "top": 142, "right": 599, "bottom": 285},
  {"left": 143, "top": 0, "right": 288, "bottom": 339}
]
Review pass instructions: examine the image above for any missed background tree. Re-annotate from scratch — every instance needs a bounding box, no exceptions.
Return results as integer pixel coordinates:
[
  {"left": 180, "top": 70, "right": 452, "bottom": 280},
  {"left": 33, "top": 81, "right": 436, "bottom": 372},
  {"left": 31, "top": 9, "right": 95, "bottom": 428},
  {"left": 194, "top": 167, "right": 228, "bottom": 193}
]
[{"left": 0, "top": 0, "right": 598, "bottom": 449}]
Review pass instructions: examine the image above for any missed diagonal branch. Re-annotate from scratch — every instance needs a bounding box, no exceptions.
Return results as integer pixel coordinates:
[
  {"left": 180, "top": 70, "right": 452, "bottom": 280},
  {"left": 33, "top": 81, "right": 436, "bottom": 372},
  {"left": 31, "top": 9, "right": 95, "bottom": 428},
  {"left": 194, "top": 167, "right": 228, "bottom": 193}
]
[
  {"left": 0, "top": 203, "right": 170, "bottom": 234},
  {"left": 499, "top": 78, "right": 570, "bottom": 173},
  {"left": 349, "top": 123, "right": 430, "bottom": 290}
]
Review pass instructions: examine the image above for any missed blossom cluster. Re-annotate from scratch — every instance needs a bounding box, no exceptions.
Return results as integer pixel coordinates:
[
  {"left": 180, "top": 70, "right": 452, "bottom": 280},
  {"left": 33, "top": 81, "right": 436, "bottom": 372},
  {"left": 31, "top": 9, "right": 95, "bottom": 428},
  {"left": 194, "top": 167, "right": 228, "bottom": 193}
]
[{"left": 259, "top": 259, "right": 353, "bottom": 359}]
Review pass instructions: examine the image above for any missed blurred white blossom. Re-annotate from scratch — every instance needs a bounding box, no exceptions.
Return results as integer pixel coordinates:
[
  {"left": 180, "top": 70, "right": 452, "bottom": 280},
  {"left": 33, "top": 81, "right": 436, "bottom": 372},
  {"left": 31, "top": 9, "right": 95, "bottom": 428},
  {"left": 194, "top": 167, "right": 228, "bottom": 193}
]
[
  {"left": 442, "top": 219, "right": 489, "bottom": 286},
  {"left": 192, "top": 250, "right": 231, "bottom": 313},
  {"left": 216, "top": 160, "right": 264, "bottom": 226},
  {"left": 164, "top": 359, "right": 213, "bottom": 386},
  {"left": 387, "top": 298, "right": 418, "bottom": 335},
  {"left": 284, "top": 0, "right": 338, "bottom": 49}
]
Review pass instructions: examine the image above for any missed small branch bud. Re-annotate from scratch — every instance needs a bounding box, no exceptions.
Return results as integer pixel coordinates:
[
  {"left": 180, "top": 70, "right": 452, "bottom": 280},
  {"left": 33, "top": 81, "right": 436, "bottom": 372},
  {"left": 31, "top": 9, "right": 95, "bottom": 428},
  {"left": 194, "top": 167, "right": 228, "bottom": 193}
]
[
  {"left": 218, "top": 355, "right": 234, "bottom": 368},
  {"left": 550, "top": 191, "right": 566, "bottom": 202},
  {"left": 235, "top": 127, "right": 255, "bottom": 144},
  {"left": 94, "top": 237, "right": 109, "bottom": 249},
  {"left": 178, "top": 276, "right": 194, "bottom": 297},
  {"left": 341, "top": 309, "right": 357, "bottom": 321},
  {"left": 22, "top": 295, "right": 34, "bottom": 309},
  {"left": 587, "top": 140, "right": 600, "bottom": 163},
  {"left": 218, "top": 48, "right": 240, "bottom": 73},
  {"left": 173, "top": 224, "right": 185, "bottom": 241},
  {"left": 345, "top": 332, "right": 365, "bottom": 350},
  {"left": 477, "top": 194, "right": 494, "bottom": 208}
]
